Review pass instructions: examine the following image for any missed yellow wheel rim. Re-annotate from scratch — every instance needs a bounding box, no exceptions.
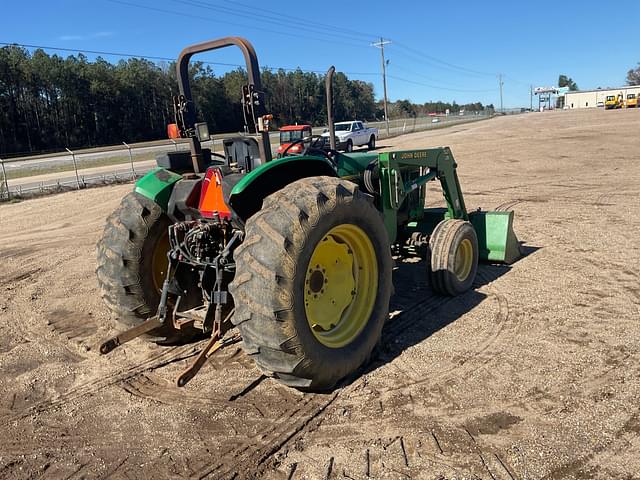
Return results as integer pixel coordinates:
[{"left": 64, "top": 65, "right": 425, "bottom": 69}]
[
  {"left": 304, "top": 224, "right": 378, "bottom": 349},
  {"left": 454, "top": 238, "right": 473, "bottom": 282},
  {"left": 151, "top": 230, "right": 170, "bottom": 292}
]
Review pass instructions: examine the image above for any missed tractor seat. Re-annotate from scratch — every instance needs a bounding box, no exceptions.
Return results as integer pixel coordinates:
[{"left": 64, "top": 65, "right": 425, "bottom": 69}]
[{"left": 223, "top": 137, "right": 262, "bottom": 172}]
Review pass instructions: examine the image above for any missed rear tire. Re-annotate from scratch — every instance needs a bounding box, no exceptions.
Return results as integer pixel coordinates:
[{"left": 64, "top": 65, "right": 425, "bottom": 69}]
[
  {"left": 229, "top": 177, "right": 392, "bottom": 391},
  {"left": 428, "top": 219, "right": 478, "bottom": 296},
  {"left": 96, "top": 192, "right": 189, "bottom": 343},
  {"left": 368, "top": 135, "right": 376, "bottom": 150}
]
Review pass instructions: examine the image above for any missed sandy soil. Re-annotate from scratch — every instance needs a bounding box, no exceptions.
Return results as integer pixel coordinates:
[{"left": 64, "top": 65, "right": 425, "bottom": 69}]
[{"left": 1, "top": 108, "right": 639, "bottom": 479}]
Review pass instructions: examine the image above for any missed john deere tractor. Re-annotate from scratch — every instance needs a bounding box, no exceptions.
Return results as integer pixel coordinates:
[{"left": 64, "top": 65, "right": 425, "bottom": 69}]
[{"left": 96, "top": 37, "right": 520, "bottom": 390}]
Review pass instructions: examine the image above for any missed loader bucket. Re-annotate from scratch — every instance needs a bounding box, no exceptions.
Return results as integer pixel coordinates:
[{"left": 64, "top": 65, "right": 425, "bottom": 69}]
[{"left": 469, "top": 210, "right": 521, "bottom": 264}]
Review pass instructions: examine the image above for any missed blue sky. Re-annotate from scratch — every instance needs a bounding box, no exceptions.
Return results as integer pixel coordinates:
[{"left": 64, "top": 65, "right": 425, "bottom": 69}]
[{"left": 3, "top": 0, "right": 639, "bottom": 108}]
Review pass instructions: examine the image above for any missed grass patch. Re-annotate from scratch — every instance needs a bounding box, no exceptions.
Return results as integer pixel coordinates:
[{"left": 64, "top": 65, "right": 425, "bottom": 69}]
[{"left": 6, "top": 152, "right": 159, "bottom": 180}]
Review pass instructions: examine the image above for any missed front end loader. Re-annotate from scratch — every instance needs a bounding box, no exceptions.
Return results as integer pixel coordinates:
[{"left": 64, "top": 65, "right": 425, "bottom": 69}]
[{"left": 96, "top": 37, "right": 521, "bottom": 391}]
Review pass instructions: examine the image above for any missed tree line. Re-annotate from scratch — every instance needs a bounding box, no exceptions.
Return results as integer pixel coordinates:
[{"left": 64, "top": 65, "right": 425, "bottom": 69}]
[
  {"left": 628, "top": 63, "right": 640, "bottom": 85},
  {"left": 559, "top": 62, "right": 640, "bottom": 90},
  {"left": 0, "top": 46, "right": 489, "bottom": 156}
]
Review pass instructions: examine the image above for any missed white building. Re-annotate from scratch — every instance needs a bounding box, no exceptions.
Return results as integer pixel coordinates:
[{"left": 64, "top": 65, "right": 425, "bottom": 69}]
[{"left": 564, "top": 85, "right": 640, "bottom": 109}]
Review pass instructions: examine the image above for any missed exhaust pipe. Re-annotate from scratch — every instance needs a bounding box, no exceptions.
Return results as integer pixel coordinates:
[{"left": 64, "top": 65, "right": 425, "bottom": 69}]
[{"left": 325, "top": 66, "right": 336, "bottom": 151}]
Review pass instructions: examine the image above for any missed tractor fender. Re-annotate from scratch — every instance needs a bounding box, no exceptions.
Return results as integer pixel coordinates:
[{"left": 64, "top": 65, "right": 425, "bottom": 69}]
[
  {"left": 229, "top": 156, "right": 338, "bottom": 221},
  {"left": 133, "top": 167, "right": 183, "bottom": 211}
]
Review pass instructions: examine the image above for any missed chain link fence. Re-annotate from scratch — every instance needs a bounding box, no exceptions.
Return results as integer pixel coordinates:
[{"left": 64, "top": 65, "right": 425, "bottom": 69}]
[{"left": 0, "top": 112, "right": 492, "bottom": 202}]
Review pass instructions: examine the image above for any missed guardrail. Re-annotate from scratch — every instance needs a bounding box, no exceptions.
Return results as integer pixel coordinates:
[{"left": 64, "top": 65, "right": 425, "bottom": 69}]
[{"left": 0, "top": 112, "right": 491, "bottom": 201}]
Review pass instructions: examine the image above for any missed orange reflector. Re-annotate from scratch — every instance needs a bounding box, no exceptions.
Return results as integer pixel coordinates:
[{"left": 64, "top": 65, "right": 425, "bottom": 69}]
[
  {"left": 199, "top": 168, "right": 231, "bottom": 220},
  {"left": 167, "top": 123, "right": 180, "bottom": 139}
]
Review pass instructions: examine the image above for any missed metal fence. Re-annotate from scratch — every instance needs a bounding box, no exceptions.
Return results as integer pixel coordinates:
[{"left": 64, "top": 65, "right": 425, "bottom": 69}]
[{"left": 0, "top": 112, "right": 491, "bottom": 201}]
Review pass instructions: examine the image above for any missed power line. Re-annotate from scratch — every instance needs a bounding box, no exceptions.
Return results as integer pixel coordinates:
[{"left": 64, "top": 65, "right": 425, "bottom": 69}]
[
  {"left": 218, "top": 0, "right": 380, "bottom": 41},
  {"left": 106, "top": 0, "right": 507, "bottom": 88},
  {"left": 503, "top": 74, "right": 530, "bottom": 86},
  {"left": 0, "top": 42, "right": 223, "bottom": 65},
  {"left": 390, "top": 63, "right": 494, "bottom": 90},
  {"left": 179, "top": 0, "right": 379, "bottom": 43},
  {"left": 106, "top": 0, "right": 371, "bottom": 50},
  {"left": 109, "top": 0, "right": 515, "bottom": 96},
  {"left": 387, "top": 74, "right": 496, "bottom": 93},
  {"left": 0, "top": 42, "right": 378, "bottom": 76},
  {"left": 392, "top": 41, "right": 495, "bottom": 78},
  {"left": 173, "top": 0, "right": 372, "bottom": 44}
]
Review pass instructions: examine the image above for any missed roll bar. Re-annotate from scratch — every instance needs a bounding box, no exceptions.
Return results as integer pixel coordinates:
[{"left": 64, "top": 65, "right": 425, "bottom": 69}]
[{"left": 175, "top": 37, "right": 272, "bottom": 172}]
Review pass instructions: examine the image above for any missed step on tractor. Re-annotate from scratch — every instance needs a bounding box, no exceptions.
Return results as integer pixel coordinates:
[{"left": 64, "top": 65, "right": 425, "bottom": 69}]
[{"left": 96, "top": 37, "right": 521, "bottom": 391}]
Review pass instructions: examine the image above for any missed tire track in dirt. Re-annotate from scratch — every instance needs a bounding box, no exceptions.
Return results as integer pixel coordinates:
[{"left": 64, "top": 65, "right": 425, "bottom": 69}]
[
  {"left": 580, "top": 256, "right": 640, "bottom": 312},
  {"left": 351, "top": 265, "right": 517, "bottom": 400},
  {"left": 120, "top": 366, "right": 261, "bottom": 410},
  {"left": 105, "top": 370, "right": 338, "bottom": 479},
  {"left": 385, "top": 257, "right": 637, "bottom": 423},
  {"left": 147, "top": 266, "right": 488, "bottom": 477},
  {"left": 1, "top": 342, "right": 200, "bottom": 424},
  {"left": 273, "top": 267, "right": 531, "bottom": 477},
  {"left": 47, "top": 309, "right": 100, "bottom": 347},
  {"left": 116, "top": 343, "right": 263, "bottom": 410},
  {"left": 593, "top": 189, "right": 640, "bottom": 207},
  {"left": 195, "top": 258, "right": 520, "bottom": 478},
  {"left": 189, "top": 393, "right": 338, "bottom": 479},
  {"left": 442, "top": 254, "right": 640, "bottom": 427},
  {"left": 540, "top": 407, "right": 640, "bottom": 480},
  {"left": 381, "top": 293, "right": 512, "bottom": 396},
  {"left": 0, "top": 267, "right": 43, "bottom": 288},
  {"left": 3, "top": 320, "right": 335, "bottom": 479},
  {"left": 4, "top": 260, "right": 520, "bottom": 478},
  {"left": 276, "top": 413, "right": 520, "bottom": 478},
  {"left": 108, "top": 280, "right": 450, "bottom": 477},
  {"left": 17, "top": 257, "right": 633, "bottom": 479},
  {"left": 1, "top": 258, "right": 521, "bottom": 477},
  {"left": 494, "top": 199, "right": 522, "bottom": 212}
]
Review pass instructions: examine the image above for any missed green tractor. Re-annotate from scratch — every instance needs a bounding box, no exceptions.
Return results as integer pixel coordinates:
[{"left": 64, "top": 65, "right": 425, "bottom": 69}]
[{"left": 96, "top": 37, "right": 520, "bottom": 390}]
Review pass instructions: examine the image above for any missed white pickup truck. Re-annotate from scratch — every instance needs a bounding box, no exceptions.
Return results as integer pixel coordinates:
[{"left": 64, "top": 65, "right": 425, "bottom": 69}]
[{"left": 322, "top": 120, "right": 378, "bottom": 152}]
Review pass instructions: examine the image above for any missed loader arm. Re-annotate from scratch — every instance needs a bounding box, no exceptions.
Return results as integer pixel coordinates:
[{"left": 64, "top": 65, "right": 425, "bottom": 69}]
[
  {"left": 376, "top": 147, "right": 468, "bottom": 242},
  {"left": 374, "top": 147, "right": 520, "bottom": 263}
]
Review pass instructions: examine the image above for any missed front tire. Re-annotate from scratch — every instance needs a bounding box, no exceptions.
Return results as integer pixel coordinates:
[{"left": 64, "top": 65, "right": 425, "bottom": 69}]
[
  {"left": 229, "top": 177, "right": 392, "bottom": 391},
  {"left": 428, "top": 219, "right": 478, "bottom": 296},
  {"left": 345, "top": 140, "right": 353, "bottom": 152}
]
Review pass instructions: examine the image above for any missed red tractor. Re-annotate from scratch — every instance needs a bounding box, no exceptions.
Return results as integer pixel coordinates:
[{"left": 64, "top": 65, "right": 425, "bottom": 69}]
[{"left": 276, "top": 124, "right": 312, "bottom": 157}]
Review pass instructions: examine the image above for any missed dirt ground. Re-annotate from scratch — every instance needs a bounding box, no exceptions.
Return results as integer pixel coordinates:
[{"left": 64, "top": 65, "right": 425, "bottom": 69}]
[{"left": 1, "top": 108, "right": 639, "bottom": 479}]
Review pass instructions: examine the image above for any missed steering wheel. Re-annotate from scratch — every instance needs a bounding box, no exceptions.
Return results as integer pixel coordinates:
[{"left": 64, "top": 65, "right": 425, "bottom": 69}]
[
  {"left": 281, "top": 135, "right": 323, "bottom": 156},
  {"left": 281, "top": 135, "right": 340, "bottom": 163}
]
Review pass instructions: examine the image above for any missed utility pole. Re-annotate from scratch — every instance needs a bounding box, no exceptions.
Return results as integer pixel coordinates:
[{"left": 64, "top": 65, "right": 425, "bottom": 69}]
[
  {"left": 372, "top": 37, "right": 391, "bottom": 137},
  {"left": 498, "top": 73, "right": 504, "bottom": 113},
  {"left": 530, "top": 85, "right": 534, "bottom": 110}
]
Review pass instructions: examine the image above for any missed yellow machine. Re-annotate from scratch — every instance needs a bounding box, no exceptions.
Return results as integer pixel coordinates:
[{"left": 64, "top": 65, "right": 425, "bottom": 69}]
[
  {"left": 626, "top": 93, "right": 637, "bottom": 108},
  {"left": 605, "top": 93, "right": 624, "bottom": 109}
]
